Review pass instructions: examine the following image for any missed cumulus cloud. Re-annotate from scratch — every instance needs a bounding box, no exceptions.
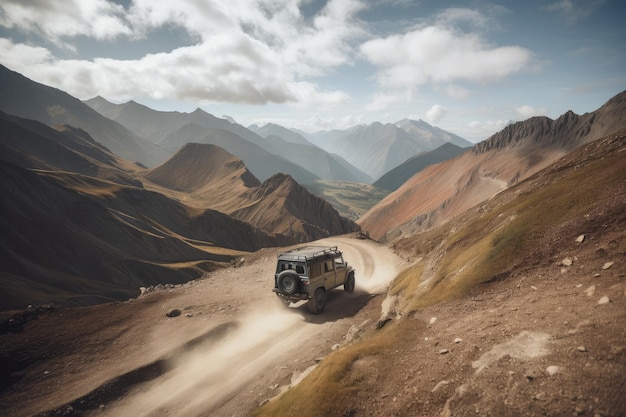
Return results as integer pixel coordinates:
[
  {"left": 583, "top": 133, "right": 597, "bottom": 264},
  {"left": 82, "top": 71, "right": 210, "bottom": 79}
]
[
  {"left": 0, "top": 0, "right": 364, "bottom": 106},
  {"left": 0, "top": 0, "right": 131, "bottom": 46},
  {"left": 360, "top": 8, "right": 532, "bottom": 90},
  {"left": 515, "top": 105, "right": 548, "bottom": 119},
  {"left": 425, "top": 104, "right": 448, "bottom": 125},
  {"left": 443, "top": 84, "right": 470, "bottom": 99},
  {"left": 467, "top": 119, "right": 512, "bottom": 139}
]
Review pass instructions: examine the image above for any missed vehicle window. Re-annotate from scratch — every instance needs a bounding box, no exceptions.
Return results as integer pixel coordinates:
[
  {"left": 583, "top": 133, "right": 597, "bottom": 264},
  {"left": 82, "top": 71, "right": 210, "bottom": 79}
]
[
  {"left": 334, "top": 257, "right": 344, "bottom": 266},
  {"left": 324, "top": 261, "right": 334, "bottom": 272},
  {"left": 277, "top": 261, "right": 306, "bottom": 274}
]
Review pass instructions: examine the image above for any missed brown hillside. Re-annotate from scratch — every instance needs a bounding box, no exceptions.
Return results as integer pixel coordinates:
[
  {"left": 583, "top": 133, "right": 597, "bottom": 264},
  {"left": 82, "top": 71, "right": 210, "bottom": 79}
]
[
  {"left": 231, "top": 173, "right": 361, "bottom": 242},
  {"left": 0, "top": 112, "right": 141, "bottom": 187},
  {"left": 0, "top": 158, "right": 294, "bottom": 309},
  {"left": 358, "top": 90, "right": 626, "bottom": 242},
  {"left": 141, "top": 143, "right": 360, "bottom": 243},
  {"left": 143, "top": 142, "right": 260, "bottom": 193}
]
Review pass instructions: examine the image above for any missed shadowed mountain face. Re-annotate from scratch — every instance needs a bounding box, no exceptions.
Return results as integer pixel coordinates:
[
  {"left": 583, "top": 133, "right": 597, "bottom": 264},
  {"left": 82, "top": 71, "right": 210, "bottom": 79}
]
[
  {"left": 0, "top": 111, "right": 142, "bottom": 187},
  {"left": 232, "top": 173, "right": 360, "bottom": 242},
  {"left": 0, "top": 65, "right": 168, "bottom": 167},
  {"left": 358, "top": 90, "right": 626, "bottom": 242},
  {"left": 0, "top": 113, "right": 359, "bottom": 310},
  {"left": 157, "top": 123, "right": 319, "bottom": 184},
  {"left": 144, "top": 142, "right": 261, "bottom": 192},
  {"left": 373, "top": 142, "right": 467, "bottom": 191}
]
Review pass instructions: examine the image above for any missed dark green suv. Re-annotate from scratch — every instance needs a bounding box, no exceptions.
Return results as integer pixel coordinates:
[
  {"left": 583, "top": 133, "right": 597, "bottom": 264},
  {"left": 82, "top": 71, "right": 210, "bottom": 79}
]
[{"left": 273, "top": 246, "right": 356, "bottom": 314}]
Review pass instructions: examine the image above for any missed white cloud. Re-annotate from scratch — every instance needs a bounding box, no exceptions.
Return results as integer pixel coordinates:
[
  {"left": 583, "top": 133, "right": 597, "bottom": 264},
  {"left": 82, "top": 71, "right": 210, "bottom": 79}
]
[
  {"left": 515, "top": 105, "right": 548, "bottom": 119},
  {"left": 0, "top": 0, "right": 366, "bottom": 107},
  {"left": 425, "top": 104, "right": 447, "bottom": 125},
  {"left": 365, "top": 90, "right": 413, "bottom": 112},
  {"left": 0, "top": 0, "right": 131, "bottom": 46},
  {"left": 443, "top": 84, "right": 470, "bottom": 99},
  {"left": 360, "top": 10, "right": 533, "bottom": 90},
  {"left": 467, "top": 119, "right": 512, "bottom": 139},
  {"left": 0, "top": 38, "right": 54, "bottom": 68}
]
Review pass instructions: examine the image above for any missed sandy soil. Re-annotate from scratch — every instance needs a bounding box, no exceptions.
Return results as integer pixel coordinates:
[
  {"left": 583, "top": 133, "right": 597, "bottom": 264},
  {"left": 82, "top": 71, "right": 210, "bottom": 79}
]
[{"left": 0, "top": 235, "right": 407, "bottom": 417}]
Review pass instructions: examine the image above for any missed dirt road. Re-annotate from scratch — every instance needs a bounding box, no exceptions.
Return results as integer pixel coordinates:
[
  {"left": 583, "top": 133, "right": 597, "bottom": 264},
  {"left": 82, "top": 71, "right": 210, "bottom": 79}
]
[
  {"left": 0, "top": 236, "right": 406, "bottom": 417},
  {"left": 100, "top": 236, "right": 405, "bottom": 417}
]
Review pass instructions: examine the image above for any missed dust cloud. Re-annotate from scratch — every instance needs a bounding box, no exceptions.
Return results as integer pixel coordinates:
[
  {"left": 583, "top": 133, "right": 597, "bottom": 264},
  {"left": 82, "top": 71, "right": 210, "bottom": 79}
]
[{"left": 103, "top": 302, "right": 315, "bottom": 417}]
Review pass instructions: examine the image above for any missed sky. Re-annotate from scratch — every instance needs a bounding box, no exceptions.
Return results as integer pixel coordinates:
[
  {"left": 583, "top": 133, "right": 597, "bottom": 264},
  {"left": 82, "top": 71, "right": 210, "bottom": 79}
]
[{"left": 0, "top": 0, "right": 624, "bottom": 142}]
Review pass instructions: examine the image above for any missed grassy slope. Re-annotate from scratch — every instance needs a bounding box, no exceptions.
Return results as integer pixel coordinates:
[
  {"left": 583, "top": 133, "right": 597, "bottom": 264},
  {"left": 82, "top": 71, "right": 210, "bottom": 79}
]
[{"left": 254, "top": 132, "right": 626, "bottom": 417}]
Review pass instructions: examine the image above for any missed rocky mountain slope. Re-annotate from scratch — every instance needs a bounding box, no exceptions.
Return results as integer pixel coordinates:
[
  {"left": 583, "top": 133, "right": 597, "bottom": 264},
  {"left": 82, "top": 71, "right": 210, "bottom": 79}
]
[
  {"left": 358, "top": 90, "right": 626, "bottom": 242},
  {"left": 374, "top": 142, "right": 467, "bottom": 191},
  {"left": 0, "top": 65, "right": 167, "bottom": 167},
  {"left": 142, "top": 143, "right": 359, "bottom": 242}
]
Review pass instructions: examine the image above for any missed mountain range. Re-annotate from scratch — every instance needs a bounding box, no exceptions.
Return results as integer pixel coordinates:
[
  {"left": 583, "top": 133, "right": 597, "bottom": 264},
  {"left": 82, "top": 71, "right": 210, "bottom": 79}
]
[
  {"left": 303, "top": 119, "right": 472, "bottom": 179},
  {"left": 0, "top": 108, "right": 358, "bottom": 309},
  {"left": 358, "top": 89, "right": 626, "bottom": 242},
  {"left": 0, "top": 66, "right": 167, "bottom": 168}
]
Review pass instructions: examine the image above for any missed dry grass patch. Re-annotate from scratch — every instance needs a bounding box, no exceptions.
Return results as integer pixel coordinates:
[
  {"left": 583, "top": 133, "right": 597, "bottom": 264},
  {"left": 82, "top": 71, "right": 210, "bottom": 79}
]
[
  {"left": 253, "top": 320, "right": 407, "bottom": 417},
  {"left": 392, "top": 135, "right": 626, "bottom": 313}
]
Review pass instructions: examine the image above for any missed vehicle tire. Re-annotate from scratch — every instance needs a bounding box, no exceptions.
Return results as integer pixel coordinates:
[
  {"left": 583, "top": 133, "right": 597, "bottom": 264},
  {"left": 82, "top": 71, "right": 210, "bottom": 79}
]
[
  {"left": 344, "top": 272, "right": 355, "bottom": 293},
  {"left": 277, "top": 271, "right": 299, "bottom": 295},
  {"left": 308, "top": 288, "right": 326, "bottom": 314}
]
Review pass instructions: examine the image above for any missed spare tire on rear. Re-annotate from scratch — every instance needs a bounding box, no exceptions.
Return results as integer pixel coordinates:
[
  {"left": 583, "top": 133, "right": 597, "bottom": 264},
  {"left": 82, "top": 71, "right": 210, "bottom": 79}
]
[{"left": 277, "top": 270, "right": 299, "bottom": 295}]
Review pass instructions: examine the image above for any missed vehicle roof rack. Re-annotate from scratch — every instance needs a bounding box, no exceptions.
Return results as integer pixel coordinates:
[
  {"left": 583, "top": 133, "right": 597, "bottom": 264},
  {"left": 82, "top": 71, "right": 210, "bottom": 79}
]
[{"left": 278, "top": 245, "right": 341, "bottom": 261}]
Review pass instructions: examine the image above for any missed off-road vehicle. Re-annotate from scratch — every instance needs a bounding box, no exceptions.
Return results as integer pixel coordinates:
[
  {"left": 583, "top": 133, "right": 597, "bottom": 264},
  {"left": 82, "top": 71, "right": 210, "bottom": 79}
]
[{"left": 273, "top": 246, "right": 356, "bottom": 314}]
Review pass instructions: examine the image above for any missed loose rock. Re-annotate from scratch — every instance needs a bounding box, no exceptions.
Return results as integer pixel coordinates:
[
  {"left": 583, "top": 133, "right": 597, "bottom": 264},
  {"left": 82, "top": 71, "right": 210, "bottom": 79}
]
[
  {"left": 576, "top": 235, "right": 585, "bottom": 243},
  {"left": 577, "top": 346, "right": 587, "bottom": 352},
  {"left": 561, "top": 257, "right": 573, "bottom": 267},
  {"left": 546, "top": 365, "right": 560, "bottom": 376},
  {"left": 597, "top": 296, "right": 610, "bottom": 305},
  {"left": 602, "top": 261, "right": 614, "bottom": 270},
  {"left": 166, "top": 309, "right": 181, "bottom": 317}
]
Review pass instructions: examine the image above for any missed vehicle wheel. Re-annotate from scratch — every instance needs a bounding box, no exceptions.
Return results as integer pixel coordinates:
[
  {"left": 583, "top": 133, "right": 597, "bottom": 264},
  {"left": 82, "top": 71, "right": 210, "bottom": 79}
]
[
  {"left": 344, "top": 272, "right": 355, "bottom": 293},
  {"left": 278, "top": 271, "right": 299, "bottom": 295},
  {"left": 308, "top": 288, "right": 326, "bottom": 314}
]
